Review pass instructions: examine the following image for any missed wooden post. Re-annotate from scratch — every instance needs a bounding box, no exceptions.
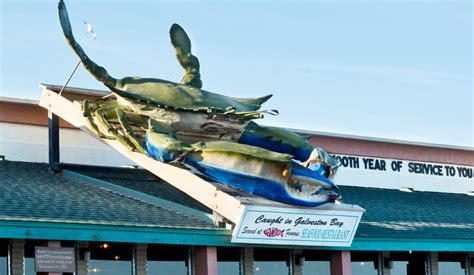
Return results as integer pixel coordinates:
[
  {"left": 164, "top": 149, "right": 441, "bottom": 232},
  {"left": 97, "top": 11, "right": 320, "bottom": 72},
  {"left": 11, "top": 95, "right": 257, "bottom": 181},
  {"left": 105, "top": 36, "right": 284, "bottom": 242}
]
[
  {"left": 240, "top": 248, "right": 254, "bottom": 275},
  {"left": 9, "top": 239, "right": 24, "bottom": 275},
  {"left": 330, "top": 251, "right": 352, "bottom": 275},
  {"left": 48, "top": 110, "right": 60, "bottom": 173},
  {"left": 380, "top": 252, "right": 391, "bottom": 275},
  {"left": 134, "top": 244, "right": 147, "bottom": 275},
  {"left": 468, "top": 252, "right": 473, "bottom": 275},
  {"left": 427, "top": 252, "right": 438, "bottom": 275},
  {"left": 194, "top": 246, "right": 217, "bottom": 275},
  {"left": 75, "top": 241, "right": 89, "bottom": 275},
  {"left": 291, "top": 250, "right": 303, "bottom": 275}
]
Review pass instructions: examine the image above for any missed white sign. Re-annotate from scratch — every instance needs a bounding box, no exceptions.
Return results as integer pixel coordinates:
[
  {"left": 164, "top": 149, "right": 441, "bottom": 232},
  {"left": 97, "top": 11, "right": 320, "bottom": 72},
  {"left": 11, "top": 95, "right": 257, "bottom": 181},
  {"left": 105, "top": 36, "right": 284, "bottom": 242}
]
[
  {"left": 231, "top": 205, "right": 363, "bottom": 247},
  {"left": 35, "top": 247, "right": 76, "bottom": 273},
  {"left": 334, "top": 154, "right": 474, "bottom": 194}
]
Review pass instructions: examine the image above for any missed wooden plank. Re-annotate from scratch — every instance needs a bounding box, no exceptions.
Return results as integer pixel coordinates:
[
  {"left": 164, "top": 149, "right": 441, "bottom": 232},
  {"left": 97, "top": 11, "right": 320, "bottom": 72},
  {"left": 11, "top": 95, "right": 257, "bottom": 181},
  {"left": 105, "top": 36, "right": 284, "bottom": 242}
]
[{"left": 39, "top": 88, "right": 244, "bottom": 223}]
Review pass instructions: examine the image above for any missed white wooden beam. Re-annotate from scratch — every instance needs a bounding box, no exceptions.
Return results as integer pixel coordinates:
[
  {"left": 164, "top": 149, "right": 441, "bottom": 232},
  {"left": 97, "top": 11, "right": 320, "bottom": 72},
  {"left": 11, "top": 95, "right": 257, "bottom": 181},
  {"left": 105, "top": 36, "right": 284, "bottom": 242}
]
[{"left": 39, "top": 88, "right": 244, "bottom": 223}]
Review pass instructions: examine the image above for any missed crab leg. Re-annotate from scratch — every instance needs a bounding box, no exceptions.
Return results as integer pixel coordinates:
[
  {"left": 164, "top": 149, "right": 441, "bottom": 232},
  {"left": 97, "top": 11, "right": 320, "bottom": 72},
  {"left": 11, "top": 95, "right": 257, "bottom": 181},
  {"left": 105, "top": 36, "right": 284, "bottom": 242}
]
[
  {"left": 82, "top": 100, "right": 115, "bottom": 139},
  {"left": 115, "top": 109, "right": 147, "bottom": 154},
  {"left": 58, "top": 0, "right": 117, "bottom": 87},
  {"left": 170, "top": 24, "right": 202, "bottom": 89},
  {"left": 94, "top": 106, "right": 138, "bottom": 152}
]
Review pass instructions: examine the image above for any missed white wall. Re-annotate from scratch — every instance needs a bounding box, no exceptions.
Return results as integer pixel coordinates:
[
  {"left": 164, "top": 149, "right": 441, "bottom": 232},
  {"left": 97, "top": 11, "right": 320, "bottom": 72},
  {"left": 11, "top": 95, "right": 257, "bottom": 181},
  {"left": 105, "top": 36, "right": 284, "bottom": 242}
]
[{"left": 0, "top": 122, "right": 134, "bottom": 167}]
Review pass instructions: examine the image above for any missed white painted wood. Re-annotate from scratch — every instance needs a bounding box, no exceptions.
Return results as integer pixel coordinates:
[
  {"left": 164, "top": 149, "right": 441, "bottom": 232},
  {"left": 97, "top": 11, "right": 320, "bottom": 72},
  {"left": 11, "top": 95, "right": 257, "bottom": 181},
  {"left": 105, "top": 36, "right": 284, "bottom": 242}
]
[{"left": 39, "top": 88, "right": 244, "bottom": 223}]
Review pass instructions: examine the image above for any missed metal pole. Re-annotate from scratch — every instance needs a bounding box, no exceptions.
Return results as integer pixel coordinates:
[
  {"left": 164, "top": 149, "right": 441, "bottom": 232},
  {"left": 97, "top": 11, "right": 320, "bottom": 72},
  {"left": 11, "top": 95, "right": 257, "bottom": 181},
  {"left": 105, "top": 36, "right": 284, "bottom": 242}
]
[
  {"left": 287, "top": 250, "right": 293, "bottom": 275},
  {"left": 48, "top": 110, "right": 60, "bottom": 174},
  {"left": 187, "top": 246, "right": 194, "bottom": 275},
  {"left": 7, "top": 239, "right": 11, "bottom": 275},
  {"left": 59, "top": 60, "right": 82, "bottom": 96},
  {"left": 131, "top": 244, "right": 137, "bottom": 275},
  {"left": 239, "top": 248, "right": 245, "bottom": 275}
]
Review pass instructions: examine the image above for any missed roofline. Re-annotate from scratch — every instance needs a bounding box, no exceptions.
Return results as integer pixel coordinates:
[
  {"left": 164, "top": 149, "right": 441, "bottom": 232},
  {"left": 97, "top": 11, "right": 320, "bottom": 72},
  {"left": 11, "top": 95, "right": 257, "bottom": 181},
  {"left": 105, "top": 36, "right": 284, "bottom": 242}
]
[
  {"left": 288, "top": 127, "right": 474, "bottom": 152},
  {"left": 64, "top": 170, "right": 214, "bottom": 224},
  {"left": 39, "top": 83, "right": 109, "bottom": 97},
  {"left": 0, "top": 96, "right": 39, "bottom": 105},
  {"left": 0, "top": 220, "right": 473, "bottom": 251}
]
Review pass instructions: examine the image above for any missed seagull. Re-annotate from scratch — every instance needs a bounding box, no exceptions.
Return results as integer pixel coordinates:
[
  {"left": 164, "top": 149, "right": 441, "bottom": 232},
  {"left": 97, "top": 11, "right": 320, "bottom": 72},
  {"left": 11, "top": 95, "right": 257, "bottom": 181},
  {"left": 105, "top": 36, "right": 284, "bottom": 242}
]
[{"left": 83, "top": 21, "right": 96, "bottom": 39}]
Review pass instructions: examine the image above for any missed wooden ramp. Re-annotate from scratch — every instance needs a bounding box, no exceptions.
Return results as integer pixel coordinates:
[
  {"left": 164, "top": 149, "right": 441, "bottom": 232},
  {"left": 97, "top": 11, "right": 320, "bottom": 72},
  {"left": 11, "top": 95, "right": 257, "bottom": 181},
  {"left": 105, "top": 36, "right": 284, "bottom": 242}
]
[{"left": 39, "top": 85, "right": 364, "bottom": 247}]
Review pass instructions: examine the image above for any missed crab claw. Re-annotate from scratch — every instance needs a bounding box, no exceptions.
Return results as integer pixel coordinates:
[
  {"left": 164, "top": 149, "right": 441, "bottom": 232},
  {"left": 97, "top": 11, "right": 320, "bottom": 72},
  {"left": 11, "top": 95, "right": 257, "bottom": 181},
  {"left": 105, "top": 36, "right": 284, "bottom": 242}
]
[{"left": 145, "top": 119, "right": 192, "bottom": 162}]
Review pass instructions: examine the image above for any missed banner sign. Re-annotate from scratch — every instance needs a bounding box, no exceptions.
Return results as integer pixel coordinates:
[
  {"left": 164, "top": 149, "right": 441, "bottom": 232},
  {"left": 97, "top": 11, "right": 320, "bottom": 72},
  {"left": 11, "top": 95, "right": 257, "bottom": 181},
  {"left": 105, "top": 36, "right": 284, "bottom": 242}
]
[
  {"left": 231, "top": 206, "right": 363, "bottom": 247},
  {"left": 35, "top": 247, "right": 76, "bottom": 273},
  {"left": 334, "top": 154, "right": 473, "bottom": 194}
]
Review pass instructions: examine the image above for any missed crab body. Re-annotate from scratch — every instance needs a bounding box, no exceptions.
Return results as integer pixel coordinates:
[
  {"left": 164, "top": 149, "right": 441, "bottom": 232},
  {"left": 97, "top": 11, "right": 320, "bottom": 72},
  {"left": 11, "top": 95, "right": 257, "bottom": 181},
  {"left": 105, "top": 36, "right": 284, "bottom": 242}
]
[
  {"left": 58, "top": 0, "right": 341, "bottom": 207},
  {"left": 114, "top": 77, "right": 272, "bottom": 114}
]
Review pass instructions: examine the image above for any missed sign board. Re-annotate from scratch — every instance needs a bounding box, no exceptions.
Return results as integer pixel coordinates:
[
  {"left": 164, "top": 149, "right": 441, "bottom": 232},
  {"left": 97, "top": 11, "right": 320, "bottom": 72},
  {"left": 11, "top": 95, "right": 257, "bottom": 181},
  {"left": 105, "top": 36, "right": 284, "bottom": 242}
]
[
  {"left": 35, "top": 247, "right": 76, "bottom": 273},
  {"left": 231, "top": 205, "right": 363, "bottom": 247},
  {"left": 334, "top": 154, "right": 474, "bottom": 194}
]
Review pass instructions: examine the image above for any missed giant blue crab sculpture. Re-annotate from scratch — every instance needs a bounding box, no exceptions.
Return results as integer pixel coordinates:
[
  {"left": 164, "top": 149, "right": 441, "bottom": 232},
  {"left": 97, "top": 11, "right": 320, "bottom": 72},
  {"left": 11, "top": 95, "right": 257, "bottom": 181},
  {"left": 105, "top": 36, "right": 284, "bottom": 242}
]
[{"left": 58, "top": 0, "right": 341, "bottom": 207}]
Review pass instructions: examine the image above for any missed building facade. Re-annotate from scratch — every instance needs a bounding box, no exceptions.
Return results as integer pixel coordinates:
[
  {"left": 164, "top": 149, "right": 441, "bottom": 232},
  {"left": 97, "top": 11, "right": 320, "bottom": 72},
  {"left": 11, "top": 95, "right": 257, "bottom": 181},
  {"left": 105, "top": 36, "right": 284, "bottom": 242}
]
[{"left": 0, "top": 89, "right": 473, "bottom": 275}]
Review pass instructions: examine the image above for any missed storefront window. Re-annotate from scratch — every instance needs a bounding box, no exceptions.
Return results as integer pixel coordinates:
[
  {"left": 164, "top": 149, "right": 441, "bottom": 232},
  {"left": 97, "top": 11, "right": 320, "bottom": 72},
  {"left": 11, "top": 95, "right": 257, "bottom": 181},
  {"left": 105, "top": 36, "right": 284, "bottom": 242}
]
[
  {"left": 0, "top": 239, "right": 8, "bottom": 275},
  {"left": 217, "top": 247, "right": 240, "bottom": 275},
  {"left": 438, "top": 252, "right": 467, "bottom": 275},
  {"left": 25, "top": 240, "right": 44, "bottom": 275},
  {"left": 254, "top": 248, "right": 289, "bottom": 275},
  {"left": 147, "top": 244, "right": 189, "bottom": 275},
  {"left": 88, "top": 242, "right": 132, "bottom": 275},
  {"left": 389, "top": 251, "right": 427, "bottom": 275},
  {"left": 390, "top": 260, "right": 408, "bottom": 275},
  {"left": 301, "top": 250, "right": 330, "bottom": 275},
  {"left": 351, "top": 251, "right": 378, "bottom": 275}
]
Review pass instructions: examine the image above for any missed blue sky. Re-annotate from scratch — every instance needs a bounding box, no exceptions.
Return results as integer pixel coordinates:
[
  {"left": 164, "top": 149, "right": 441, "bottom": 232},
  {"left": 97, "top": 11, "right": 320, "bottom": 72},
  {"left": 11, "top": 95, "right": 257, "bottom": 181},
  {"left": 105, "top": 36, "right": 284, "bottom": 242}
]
[{"left": 1, "top": 1, "right": 472, "bottom": 147}]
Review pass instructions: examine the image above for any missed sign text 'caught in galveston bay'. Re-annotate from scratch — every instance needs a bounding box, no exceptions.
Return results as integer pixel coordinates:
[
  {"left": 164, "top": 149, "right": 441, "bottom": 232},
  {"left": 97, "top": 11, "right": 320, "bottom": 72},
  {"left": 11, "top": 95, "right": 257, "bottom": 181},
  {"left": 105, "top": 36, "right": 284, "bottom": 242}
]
[{"left": 232, "top": 206, "right": 363, "bottom": 247}]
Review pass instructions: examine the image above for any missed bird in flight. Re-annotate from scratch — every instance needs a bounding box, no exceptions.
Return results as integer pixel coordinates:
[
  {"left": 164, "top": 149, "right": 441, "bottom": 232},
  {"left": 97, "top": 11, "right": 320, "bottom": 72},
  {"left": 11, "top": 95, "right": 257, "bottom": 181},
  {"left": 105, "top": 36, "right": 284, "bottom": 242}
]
[{"left": 83, "top": 21, "right": 96, "bottom": 39}]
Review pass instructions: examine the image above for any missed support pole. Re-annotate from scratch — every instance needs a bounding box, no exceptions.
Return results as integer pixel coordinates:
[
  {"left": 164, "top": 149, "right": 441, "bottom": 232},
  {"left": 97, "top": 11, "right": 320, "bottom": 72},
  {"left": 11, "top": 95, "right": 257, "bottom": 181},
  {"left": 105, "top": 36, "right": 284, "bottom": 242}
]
[
  {"left": 133, "top": 244, "right": 147, "bottom": 275},
  {"left": 291, "top": 250, "right": 303, "bottom": 275},
  {"left": 240, "top": 248, "right": 254, "bottom": 275},
  {"left": 48, "top": 110, "right": 60, "bottom": 174},
  {"left": 193, "top": 246, "right": 217, "bottom": 275},
  {"left": 379, "top": 252, "right": 391, "bottom": 275},
  {"left": 426, "top": 252, "right": 438, "bottom": 275},
  {"left": 468, "top": 252, "right": 473, "bottom": 275},
  {"left": 75, "top": 241, "right": 89, "bottom": 275},
  {"left": 9, "top": 239, "right": 24, "bottom": 275},
  {"left": 330, "top": 251, "right": 352, "bottom": 275}
]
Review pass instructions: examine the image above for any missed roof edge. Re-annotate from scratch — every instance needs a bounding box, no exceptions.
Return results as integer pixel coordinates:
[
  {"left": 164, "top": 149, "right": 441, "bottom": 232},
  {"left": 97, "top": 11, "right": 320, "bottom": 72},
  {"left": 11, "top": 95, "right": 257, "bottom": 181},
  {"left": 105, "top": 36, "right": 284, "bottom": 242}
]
[
  {"left": 0, "top": 220, "right": 472, "bottom": 251},
  {"left": 287, "top": 127, "right": 474, "bottom": 152},
  {"left": 63, "top": 170, "right": 214, "bottom": 225},
  {"left": 0, "top": 96, "right": 39, "bottom": 105}
]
